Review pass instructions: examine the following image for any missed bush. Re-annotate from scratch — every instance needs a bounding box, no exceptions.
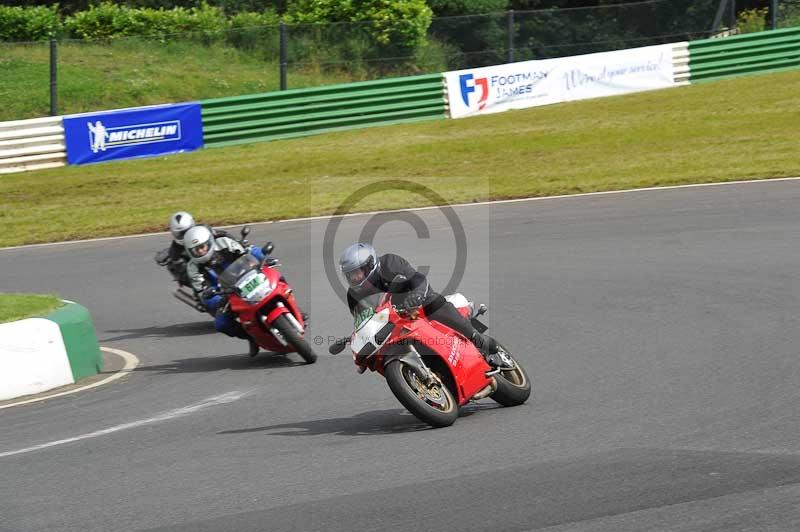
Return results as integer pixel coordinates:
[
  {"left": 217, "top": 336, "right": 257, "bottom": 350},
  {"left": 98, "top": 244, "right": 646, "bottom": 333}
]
[
  {"left": 0, "top": 5, "right": 62, "bottom": 41},
  {"left": 63, "top": 2, "right": 228, "bottom": 41},
  {"left": 227, "top": 10, "right": 280, "bottom": 55},
  {"left": 428, "top": 0, "right": 508, "bottom": 17},
  {"left": 737, "top": 8, "right": 768, "bottom": 34},
  {"left": 286, "top": 0, "right": 432, "bottom": 53}
]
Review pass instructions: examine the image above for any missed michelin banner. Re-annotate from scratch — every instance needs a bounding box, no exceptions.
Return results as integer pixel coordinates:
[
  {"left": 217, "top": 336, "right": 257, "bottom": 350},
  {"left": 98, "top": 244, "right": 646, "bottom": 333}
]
[
  {"left": 63, "top": 103, "right": 203, "bottom": 165},
  {"left": 445, "top": 44, "right": 677, "bottom": 119}
]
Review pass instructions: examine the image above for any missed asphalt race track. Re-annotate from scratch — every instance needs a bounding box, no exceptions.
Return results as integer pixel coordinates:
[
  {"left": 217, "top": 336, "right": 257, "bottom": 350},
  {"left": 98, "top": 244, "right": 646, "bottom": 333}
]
[{"left": 1, "top": 180, "right": 799, "bottom": 532}]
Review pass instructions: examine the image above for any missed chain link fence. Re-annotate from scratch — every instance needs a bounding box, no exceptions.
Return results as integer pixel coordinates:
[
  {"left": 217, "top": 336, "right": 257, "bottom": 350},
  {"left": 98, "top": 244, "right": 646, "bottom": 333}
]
[
  {"left": 1, "top": 0, "right": 798, "bottom": 120},
  {"left": 778, "top": 0, "right": 800, "bottom": 27}
]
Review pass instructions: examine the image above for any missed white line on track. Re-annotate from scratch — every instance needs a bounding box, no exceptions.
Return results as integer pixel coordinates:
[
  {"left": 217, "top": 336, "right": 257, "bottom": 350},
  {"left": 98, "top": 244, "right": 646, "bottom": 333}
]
[
  {"left": 0, "top": 390, "right": 250, "bottom": 459},
  {"left": 1, "top": 176, "right": 798, "bottom": 252},
  {"left": 0, "top": 347, "right": 139, "bottom": 411}
]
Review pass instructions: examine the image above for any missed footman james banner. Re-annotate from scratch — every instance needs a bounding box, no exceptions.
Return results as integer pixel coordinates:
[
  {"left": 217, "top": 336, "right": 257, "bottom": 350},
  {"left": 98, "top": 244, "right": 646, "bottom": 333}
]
[
  {"left": 63, "top": 103, "right": 203, "bottom": 165},
  {"left": 445, "top": 43, "right": 677, "bottom": 119}
]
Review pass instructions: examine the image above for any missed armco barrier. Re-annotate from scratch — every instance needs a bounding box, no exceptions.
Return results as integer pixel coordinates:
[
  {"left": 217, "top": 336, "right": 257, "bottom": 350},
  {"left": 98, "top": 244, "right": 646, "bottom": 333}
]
[
  {"left": 687, "top": 26, "right": 800, "bottom": 82},
  {"left": 201, "top": 74, "right": 447, "bottom": 148},
  {"left": 673, "top": 42, "right": 691, "bottom": 84},
  {"left": 0, "top": 116, "right": 66, "bottom": 175},
  {"left": 0, "top": 301, "right": 102, "bottom": 401}
]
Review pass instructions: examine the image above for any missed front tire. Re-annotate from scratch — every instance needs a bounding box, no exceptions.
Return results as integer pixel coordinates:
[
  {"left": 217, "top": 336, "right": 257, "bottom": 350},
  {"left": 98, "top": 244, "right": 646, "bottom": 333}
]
[
  {"left": 385, "top": 361, "right": 458, "bottom": 428},
  {"left": 490, "top": 351, "right": 531, "bottom": 407},
  {"left": 273, "top": 314, "right": 317, "bottom": 364}
]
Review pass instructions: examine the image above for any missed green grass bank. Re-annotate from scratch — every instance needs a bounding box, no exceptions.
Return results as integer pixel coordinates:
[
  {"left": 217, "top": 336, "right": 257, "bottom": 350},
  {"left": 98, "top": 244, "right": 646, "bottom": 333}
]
[
  {"left": 0, "top": 39, "right": 360, "bottom": 121},
  {"left": 1, "top": 69, "right": 798, "bottom": 249},
  {"left": 0, "top": 294, "right": 63, "bottom": 323}
]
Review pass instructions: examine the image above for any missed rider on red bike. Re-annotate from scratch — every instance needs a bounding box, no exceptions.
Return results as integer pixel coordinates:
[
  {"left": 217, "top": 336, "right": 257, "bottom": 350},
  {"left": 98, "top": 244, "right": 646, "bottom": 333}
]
[
  {"left": 184, "top": 225, "right": 264, "bottom": 343},
  {"left": 339, "top": 242, "right": 511, "bottom": 369}
]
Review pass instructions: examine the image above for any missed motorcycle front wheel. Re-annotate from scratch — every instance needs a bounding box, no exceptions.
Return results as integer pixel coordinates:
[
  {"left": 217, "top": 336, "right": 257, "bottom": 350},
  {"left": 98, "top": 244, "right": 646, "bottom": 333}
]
[
  {"left": 385, "top": 361, "right": 458, "bottom": 428},
  {"left": 489, "top": 350, "right": 531, "bottom": 407},
  {"left": 273, "top": 314, "right": 317, "bottom": 364}
]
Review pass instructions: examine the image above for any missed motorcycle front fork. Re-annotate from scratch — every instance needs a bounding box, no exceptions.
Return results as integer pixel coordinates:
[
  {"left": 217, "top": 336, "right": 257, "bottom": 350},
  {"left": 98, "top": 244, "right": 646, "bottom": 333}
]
[{"left": 385, "top": 345, "right": 434, "bottom": 385}]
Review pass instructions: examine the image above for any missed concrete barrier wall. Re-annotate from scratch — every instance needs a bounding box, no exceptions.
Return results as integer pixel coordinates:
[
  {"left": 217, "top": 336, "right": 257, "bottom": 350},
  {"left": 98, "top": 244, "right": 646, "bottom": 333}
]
[{"left": 0, "top": 301, "right": 102, "bottom": 401}]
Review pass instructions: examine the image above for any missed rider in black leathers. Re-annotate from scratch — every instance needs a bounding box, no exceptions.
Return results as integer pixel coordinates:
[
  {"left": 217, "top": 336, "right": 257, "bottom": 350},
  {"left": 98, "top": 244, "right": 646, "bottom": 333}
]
[{"left": 339, "top": 242, "right": 510, "bottom": 368}]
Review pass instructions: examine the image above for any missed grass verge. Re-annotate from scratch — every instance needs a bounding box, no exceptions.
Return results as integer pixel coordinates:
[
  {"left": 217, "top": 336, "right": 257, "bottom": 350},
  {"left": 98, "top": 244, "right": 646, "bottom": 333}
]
[
  {"left": 1, "top": 69, "right": 799, "bottom": 248},
  {"left": 0, "top": 294, "right": 63, "bottom": 324}
]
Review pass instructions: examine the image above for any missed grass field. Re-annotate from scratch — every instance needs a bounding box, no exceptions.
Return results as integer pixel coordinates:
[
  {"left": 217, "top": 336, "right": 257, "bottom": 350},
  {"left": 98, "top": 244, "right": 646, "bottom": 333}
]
[
  {"left": 0, "top": 294, "right": 62, "bottom": 323},
  {"left": 1, "top": 69, "right": 798, "bottom": 249}
]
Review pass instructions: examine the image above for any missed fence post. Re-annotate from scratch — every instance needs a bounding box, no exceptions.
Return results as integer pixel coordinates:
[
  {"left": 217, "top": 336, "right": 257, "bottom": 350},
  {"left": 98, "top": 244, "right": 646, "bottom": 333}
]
[
  {"left": 710, "top": 0, "right": 728, "bottom": 34},
  {"left": 279, "top": 22, "right": 288, "bottom": 91},
  {"left": 770, "top": 0, "right": 778, "bottom": 29},
  {"left": 49, "top": 39, "right": 58, "bottom": 116},
  {"left": 507, "top": 9, "right": 515, "bottom": 63}
]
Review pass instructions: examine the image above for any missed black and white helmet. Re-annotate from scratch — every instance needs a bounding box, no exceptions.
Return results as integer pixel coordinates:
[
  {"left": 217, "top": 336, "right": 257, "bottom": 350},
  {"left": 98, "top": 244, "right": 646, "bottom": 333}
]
[
  {"left": 183, "top": 225, "right": 216, "bottom": 265},
  {"left": 339, "top": 243, "right": 379, "bottom": 288},
  {"left": 169, "top": 211, "right": 195, "bottom": 245}
]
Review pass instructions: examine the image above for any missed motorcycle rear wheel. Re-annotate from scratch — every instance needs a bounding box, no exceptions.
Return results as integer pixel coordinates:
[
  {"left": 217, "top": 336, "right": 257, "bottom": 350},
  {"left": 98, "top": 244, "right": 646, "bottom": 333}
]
[
  {"left": 489, "top": 350, "right": 531, "bottom": 407},
  {"left": 385, "top": 361, "right": 458, "bottom": 428},
  {"left": 273, "top": 314, "right": 317, "bottom": 364}
]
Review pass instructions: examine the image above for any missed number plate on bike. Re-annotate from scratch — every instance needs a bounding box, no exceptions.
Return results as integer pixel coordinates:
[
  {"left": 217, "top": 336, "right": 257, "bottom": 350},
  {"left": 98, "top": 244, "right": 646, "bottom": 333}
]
[{"left": 236, "top": 271, "right": 270, "bottom": 301}]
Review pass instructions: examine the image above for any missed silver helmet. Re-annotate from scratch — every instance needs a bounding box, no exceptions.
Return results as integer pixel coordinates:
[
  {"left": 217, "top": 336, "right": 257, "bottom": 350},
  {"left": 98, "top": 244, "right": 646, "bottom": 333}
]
[
  {"left": 183, "top": 225, "right": 216, "bottom": 265},
  {"left": 169, "top": 211, "right": 195, "bottom": 245},
  {"left": 339, "top": 243, "right": 379, "bottom": 288}
]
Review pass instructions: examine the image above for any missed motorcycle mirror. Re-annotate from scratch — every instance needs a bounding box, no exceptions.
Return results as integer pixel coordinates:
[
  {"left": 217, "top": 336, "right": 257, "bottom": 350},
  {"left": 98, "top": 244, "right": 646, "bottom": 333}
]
[
  {"left": 241, "top": 225, "right": 251, "bottom": 238},
  {"left": 262, "top": 241, "right": 274, "bottom": 255}
]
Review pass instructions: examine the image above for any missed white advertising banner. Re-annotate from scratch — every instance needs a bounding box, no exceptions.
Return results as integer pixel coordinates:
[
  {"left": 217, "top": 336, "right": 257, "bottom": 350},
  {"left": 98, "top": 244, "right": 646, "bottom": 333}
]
[{"left": 445, "top": 43, "right": 677, "bottom": 119}]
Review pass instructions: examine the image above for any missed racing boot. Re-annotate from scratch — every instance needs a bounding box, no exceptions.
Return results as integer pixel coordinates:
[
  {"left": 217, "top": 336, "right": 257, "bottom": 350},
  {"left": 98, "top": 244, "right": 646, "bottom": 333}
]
[
  {"left": 248, "top": 338, "right": 260, "bottom": 357},
  {"left": 471, "top": 331, "right": 513, "bottom": 369}
]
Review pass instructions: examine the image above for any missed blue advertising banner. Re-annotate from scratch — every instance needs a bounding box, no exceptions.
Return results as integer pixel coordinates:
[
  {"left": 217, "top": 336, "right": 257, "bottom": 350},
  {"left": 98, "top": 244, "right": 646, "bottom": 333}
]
[{"left": 63, "top": 103, "right": 203, "bottom": 165}]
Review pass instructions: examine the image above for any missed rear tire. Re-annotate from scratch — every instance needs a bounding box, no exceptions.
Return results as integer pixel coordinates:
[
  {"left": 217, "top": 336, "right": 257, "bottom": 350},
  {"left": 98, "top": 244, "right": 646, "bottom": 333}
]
[
  {"left": 385, "top": 361, "right": 458, "bottom": 428},
  {"left": 273, "top": 314, "right": 317, "bottom": 364},
  {"left": 490, "top": 351, "right": 531, "bottom": 407}
]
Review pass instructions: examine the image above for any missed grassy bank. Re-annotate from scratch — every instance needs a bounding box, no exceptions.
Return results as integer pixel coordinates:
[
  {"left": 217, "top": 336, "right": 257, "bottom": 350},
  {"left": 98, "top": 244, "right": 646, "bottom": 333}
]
[
  {"left": 0, "top": 294, "right": 62, "bottom": 323},
  {"left": 0, "top": 39, "right": 359, "bottom": 121},
  {"left": 1, "top": 69, "right": 799, "bottom": 248}
]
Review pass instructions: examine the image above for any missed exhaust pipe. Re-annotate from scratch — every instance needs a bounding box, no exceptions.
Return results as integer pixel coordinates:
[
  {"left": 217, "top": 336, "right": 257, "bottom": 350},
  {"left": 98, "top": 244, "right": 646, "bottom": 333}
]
[
  {"left": 173, "top": 288, "right": 204, "bottom": 311},
  {"left": 471, "top": 378, "right": 498, "bottom": 400}
]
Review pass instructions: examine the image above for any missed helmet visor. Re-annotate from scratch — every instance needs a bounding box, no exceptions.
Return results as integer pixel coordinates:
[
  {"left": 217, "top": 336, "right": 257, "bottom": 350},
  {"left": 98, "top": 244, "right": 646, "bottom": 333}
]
[
  {"left": 343, "top": 256, "right": 375, "bottom": 287},
  {"left": 189, "top": 242, "right": 211, "bottom": 259}
]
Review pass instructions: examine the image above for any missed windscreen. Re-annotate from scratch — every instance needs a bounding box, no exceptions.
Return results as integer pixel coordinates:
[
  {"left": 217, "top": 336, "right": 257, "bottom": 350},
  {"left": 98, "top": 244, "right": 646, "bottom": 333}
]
[{"left": 219, "top": 254, "right": 260, "bottom": 289}]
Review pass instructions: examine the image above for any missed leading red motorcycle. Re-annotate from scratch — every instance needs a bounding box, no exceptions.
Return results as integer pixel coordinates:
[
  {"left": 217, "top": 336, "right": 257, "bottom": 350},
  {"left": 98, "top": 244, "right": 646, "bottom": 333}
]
[
  {"left": 215, "top": 243, "right": 317, "bottom": 364},
  {"left": 330, "top": 277, "right": 530, "bottom": 427}
]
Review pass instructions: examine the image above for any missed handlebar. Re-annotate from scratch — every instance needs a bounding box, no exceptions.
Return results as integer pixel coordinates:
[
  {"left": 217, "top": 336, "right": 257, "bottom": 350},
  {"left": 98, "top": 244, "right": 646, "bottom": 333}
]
[{"left": 202, "top": 286, "right": 233, "bottom": 299}]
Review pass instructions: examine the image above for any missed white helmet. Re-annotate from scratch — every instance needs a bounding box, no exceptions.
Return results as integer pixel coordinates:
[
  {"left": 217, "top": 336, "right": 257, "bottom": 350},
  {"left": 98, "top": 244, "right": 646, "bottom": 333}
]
[
  {"left": 183, "top": 225, "right": 216, "bottom": 265},
  {"left": 169, "top": 211, "right": 195, "bottom": 245}
]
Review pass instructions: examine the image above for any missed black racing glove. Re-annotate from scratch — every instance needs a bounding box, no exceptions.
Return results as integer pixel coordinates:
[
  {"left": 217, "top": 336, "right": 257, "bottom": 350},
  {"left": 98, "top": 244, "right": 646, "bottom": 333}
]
[
  {"left": 400, "top": 290, "right": 425, "bottom": 310},
  {"left": 201, "top": 287, "right": 219, "bottom": 300}
]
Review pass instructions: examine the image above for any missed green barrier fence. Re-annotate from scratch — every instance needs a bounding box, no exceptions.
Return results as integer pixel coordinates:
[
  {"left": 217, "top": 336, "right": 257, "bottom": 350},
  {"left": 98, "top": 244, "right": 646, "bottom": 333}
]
[
  {"left": 688, "top": 26, "right": 800, "bottom": 82},
  {"left": 201, "top": 74, "right": 447, "bottom": 148}
]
